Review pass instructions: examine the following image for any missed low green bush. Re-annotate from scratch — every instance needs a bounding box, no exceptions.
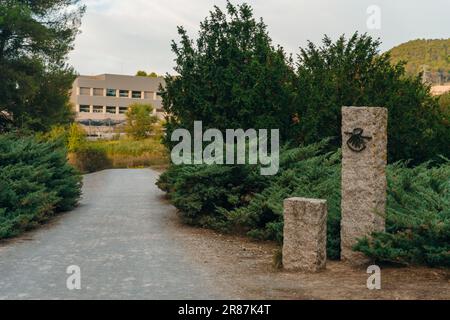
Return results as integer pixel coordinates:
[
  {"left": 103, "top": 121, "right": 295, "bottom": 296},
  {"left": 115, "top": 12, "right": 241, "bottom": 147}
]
[
  {"left": 0, "top": 134, "right": 82, "bottom": 239},
  {"left": 355, "top": 160, "right": 450, "bottom": 267},
  {"left": 158, "top": 141, "right": 450, "bottom": 267}
]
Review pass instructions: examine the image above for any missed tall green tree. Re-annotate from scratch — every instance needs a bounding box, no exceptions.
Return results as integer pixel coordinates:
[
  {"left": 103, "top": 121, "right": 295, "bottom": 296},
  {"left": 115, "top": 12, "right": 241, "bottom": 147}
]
[
  {"left": 125, "top": 103, "right": 158, "bottom": 140},
  {"left": 160, "top": 1, "right": 296, "bottom": 147},
  {"left": 0, "top": 0, "right": 85, "bottom": 132},
  {"left": 294, "top": 33, "right": 450, "bottom": 163}
]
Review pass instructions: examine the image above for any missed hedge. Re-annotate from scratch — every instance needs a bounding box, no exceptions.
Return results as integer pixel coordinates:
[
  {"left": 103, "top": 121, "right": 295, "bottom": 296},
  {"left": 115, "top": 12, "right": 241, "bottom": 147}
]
[
  {"left": 0, "top": 134, "right": 82, "bottom": 239},
  {"left": 157, "top": 141, "right": 450, "bottom": 267}
]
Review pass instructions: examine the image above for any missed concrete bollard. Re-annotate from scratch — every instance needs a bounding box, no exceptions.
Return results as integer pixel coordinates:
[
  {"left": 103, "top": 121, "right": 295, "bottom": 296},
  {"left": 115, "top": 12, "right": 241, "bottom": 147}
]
[
  {"left": 341, "top": 106, "right": 387, "bottom": 265},
  {"left": 282, "top": 197, "right": 327, "bottom": 272}
]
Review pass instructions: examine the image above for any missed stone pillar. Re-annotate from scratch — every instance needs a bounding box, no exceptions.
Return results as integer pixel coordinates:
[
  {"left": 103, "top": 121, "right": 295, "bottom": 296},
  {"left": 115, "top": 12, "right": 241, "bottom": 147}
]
[
  {"left": 341, "top": 107, "right": 387, "bottom": 265},
  {"left": 282, "top": 197, "right": 327, "bottom": 272}
]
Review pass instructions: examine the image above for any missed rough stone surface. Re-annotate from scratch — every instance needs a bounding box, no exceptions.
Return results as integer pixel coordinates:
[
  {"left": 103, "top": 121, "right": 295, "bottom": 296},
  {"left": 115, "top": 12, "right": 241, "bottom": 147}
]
[
  {"left": 341, "top": 107, "right": 387, "bottom": 265},
  {"left": 282, "top": 197, "right": 327, "bottom": 272}
]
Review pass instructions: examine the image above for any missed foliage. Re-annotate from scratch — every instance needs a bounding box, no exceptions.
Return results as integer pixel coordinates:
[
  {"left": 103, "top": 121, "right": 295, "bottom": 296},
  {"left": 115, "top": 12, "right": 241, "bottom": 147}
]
[
  {"left": 158, "top": 2, "right": 450, "bottom": 268},
  {"left": 158, "top": 141, "right": 342, "bottom": 258},
  {"left": 438, "top": 92, "right": 450, "bottom": 124},
  {"left": 388, "top": 39, "right": 450, "bottom": 82},
  {"left": 85, "top": 137, "right": 168, "bottom": 169},
  {"left": 162, "top": 2, "right": 449, "bottom": 165},
  {"left": 136, "top": 71, "right": 158, "bottom": 77},
  {"left": 125, "top": 103, "right": 158, "bottom": 140},
  {"left": 67, "top": 123, "right": 87, "bottom": 152},
  {"left": 355, "top": 160, "right": 450, "bottom": 267},
  {"left": 160, "top": 1, "right": 296, "bottom": 148},
  {"left": 44, "top": 124, "right": 167, "bottom": 172},
  {"left": 158, "top": 141, "right": 450, "bottom": 267},
  {"left": 0, "top": 0, "right": 85, "bottom": 131},
  {"left": 294, "top": 33, "right": 450, "bottom": 164},
  {"left": 68, "top": 144, "right": 111, "bottom": 173},
  {"left": 0, "top": 134, "right": 82, "bottom": 239}
]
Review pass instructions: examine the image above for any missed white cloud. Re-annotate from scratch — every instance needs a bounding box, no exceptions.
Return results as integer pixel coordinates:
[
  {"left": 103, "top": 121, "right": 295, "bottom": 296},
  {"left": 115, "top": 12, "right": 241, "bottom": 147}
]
[{"left": 68, "top": 0, "right": 450, "bottom": 76}]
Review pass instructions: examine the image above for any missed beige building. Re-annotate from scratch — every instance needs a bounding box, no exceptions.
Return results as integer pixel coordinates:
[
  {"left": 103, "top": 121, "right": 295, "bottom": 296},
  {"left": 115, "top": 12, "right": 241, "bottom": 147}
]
[{"left": 70, "top": 74, "right": 166, "bottom": 136}]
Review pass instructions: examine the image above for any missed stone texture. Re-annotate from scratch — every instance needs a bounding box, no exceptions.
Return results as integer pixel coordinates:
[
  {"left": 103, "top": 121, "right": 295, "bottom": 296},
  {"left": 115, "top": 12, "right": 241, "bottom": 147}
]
[
  {"left": 341, "top": 107, "right": 387, "bottom": 265},
  {"left": 282, "top": 197, "right": 327, "bottom": 272}
]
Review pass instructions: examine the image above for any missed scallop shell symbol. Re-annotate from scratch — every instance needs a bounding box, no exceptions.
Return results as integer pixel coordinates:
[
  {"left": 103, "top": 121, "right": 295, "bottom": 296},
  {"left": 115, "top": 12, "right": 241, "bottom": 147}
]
[{"left": 345, "top": 128, "right": 372, "bottom": 152}]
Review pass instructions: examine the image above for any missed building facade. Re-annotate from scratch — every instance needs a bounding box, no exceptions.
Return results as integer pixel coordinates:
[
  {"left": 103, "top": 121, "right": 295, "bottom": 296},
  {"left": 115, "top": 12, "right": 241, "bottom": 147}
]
[{"left": 70, "top": 74, "right": 166, "bottom": 136}]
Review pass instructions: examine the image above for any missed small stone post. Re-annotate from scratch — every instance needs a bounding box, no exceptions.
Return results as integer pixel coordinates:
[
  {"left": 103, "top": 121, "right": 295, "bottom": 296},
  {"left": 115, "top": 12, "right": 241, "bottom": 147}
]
[
  {"left": 282, "top": 198, "right": 327, "bottom": 272},
  {"left": 341, "top": 107, "right": 387, "bottom": 265}
]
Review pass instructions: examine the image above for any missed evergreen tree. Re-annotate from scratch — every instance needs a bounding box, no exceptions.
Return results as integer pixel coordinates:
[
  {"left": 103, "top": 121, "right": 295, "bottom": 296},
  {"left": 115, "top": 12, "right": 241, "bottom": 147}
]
[
  {"left": 0, "top": 0, "right": 85, "bottom": 132},
  {"left": 160, "top": 1, "right": 296, "bottom": 146},
  {"left": 294, "top": 33, "right": 450, "bottom": 163}
]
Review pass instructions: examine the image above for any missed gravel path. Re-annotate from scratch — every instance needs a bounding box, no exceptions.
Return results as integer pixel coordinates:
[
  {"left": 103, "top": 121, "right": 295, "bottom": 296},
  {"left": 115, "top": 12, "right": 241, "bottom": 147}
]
[{"left": 0, "top": 169, "right": 224, "bottom": 300}]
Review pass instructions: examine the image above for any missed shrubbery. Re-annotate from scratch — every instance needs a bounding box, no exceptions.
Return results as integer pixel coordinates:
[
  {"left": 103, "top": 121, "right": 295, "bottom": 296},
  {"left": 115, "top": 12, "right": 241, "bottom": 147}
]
[
  {"left": 0, "top": 134, "right": 82, "bottom": 239},
  {"left": 68, "top": 145, "right": 112, "bottom": 173},
  {"left": 161, "top": 2, "right": 450, "bottom": 164},
  {"left": 158, "top": 2, "right": 450, "bottom": 268},
  {"left": 158, "top": 142, "right": 450, "bottom": 267},
  {"left": 48, "top": 123, "right": 167, "bottom": 173},
  {"left": 356, "top": 161, "right": 450, "bottom": 267}
]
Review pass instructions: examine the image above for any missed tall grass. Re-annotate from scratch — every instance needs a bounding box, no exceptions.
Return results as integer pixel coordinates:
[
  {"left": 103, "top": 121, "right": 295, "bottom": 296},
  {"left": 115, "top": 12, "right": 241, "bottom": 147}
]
[{"left": 88, "top": 137, "right": 168, "bottom": 168}]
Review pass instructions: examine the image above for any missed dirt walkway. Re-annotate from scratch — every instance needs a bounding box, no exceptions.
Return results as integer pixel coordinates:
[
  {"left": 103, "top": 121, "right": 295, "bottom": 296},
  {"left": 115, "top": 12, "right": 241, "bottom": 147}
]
[{"left": 167, "top": 203, "right": 450, "bottom": 300}]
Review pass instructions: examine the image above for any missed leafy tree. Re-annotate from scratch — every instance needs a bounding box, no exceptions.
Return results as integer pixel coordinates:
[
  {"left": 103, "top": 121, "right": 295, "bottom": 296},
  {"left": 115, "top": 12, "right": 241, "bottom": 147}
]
[
  {"left": 136, "top": 70, "right": 148, "bottom": 77},
  {"left": 67, "top": 123, "right": 86, "bottom": 152},
  {"left": 293, "top": 33, "right": 450, "bottom": 163},
  {"left": 160, "top": 1, "right": 296, "bottom": 147},
  {"left": 136, "top": 71, "right": 158, "bottom": 77},
  {"left": 125, "top": 103, "right": 157, "bottom": 140},
  {"left": 0, "top": 0, "right": 85, "bottom": 132}
]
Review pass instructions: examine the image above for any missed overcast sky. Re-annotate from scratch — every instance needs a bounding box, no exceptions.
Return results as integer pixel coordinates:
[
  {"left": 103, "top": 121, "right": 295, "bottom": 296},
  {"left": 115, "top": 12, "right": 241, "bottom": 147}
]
[{"left": 68, "top": 0, "right": 450, "bottom": 76}]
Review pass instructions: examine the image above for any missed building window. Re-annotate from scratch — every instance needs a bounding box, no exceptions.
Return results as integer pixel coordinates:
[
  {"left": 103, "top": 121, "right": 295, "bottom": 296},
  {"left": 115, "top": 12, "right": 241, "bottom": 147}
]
[
  {"left": 93, "top": 88, "right": 104, "bottom": 96},
  {"left": 144, "top": 91, "right": 154, "bottom": 99},
  {"left": 79, "top": 105, "right": 90, "bottom": 113},
  {"left": 156, "top": 92, "right": 162, "bottom": 100},
  {"left": 93, "top": 106, "right": 103, "bottom": 113},
  {"left": 119, "top": 90, "right": 129, "bottom": 98},
  {"left": 132, "top": 91, "right": 142, "bottom": 99},
  {"left": 106, "top": 88, "right": 117, "bottom": 97},
  {"left": 119, "top": 107, "right": 128, "bottom": 114},
  {"left": 79, "top": 87, "right": 90, "bottom": 95},
  {"left": 106, "top": 106, "right": 116, "bottom": 114}
]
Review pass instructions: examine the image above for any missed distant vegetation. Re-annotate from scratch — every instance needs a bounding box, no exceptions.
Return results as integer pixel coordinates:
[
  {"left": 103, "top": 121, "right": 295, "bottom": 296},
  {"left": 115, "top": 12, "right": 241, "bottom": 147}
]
[
  {"left": 388, "top": 39, "right": 449, "bottom": 84},
  {"left": 125, "top": 103, "right": 158, "bottom": 140},
  {"left": 136, "top": 71, "right": 159, "bottom": 77},
  {"left": 45, "top": 123, "right": 167, "bottom": 173}
]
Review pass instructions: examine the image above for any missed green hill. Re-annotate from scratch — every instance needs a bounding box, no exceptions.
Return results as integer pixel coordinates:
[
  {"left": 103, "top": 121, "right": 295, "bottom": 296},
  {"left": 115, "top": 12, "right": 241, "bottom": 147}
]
[{"left": 388, "top": 39, "right": 449, "bottom": 83}]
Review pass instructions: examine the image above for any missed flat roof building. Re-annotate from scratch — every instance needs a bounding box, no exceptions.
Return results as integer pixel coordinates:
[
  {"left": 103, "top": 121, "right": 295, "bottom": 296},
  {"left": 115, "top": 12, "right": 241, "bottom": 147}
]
[{"left": 70, "top": 74, "right": 166, "bottom": 136}]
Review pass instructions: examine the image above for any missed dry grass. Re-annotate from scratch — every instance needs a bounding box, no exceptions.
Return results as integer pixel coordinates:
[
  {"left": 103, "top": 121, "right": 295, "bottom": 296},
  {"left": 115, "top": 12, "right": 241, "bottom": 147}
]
[{"left": 69, "top": 137, "right": 168, "bottom": 172}]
